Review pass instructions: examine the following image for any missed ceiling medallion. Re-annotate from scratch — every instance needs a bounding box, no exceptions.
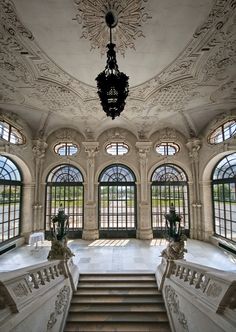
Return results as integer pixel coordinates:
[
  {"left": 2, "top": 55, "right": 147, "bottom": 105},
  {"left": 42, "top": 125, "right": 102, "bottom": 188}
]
[{"left": 73, "top": 0, "right": 151, "bottom": 56}]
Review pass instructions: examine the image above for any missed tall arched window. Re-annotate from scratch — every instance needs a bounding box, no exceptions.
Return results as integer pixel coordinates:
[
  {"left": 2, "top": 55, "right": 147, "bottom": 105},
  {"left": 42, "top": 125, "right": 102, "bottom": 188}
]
[
  {"left": 212, "top": 153, "right": 236, "bottom": 242},
  {"left": 151, "top": 164, "right": 189, "bottom": 237},
  {"left": 0, "top": 155, "right": 22, "bottom": 243},
  {"left": 45, "top": 164, "right": 84, "bottom": 237},
  {"left": 99, "top": 164, "right": 136, "bottom": 237}
]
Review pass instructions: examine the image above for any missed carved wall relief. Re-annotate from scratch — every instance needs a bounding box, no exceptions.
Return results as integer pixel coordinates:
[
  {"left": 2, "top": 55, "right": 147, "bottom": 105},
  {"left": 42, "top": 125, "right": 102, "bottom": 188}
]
[
  {"left": 165, "top": 285, "right": 189, "bottom": 332},
  {"left": 47, "top": 285, "right": 70, "bottom": 330}
]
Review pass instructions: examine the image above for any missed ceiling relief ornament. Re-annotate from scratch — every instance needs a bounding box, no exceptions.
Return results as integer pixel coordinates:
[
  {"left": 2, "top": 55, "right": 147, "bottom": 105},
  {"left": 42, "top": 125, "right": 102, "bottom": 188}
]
[
  {"left": 210, "top": 80, "right": 236, "bottom": 102},
  {"left": 0, "top": 0, "right": 33, "bottom": 40},
  {"left": 130, "top": 0, "right": 236, "bottom": 101},
  {"left": 0, "top": 0, "right": 97, "bottom": 111},
  {"left": 73, "top": 0, "right": 151, "bottom": 56},
  {"left": 27, "top": 81, "right": 82, "bottom": 112}
]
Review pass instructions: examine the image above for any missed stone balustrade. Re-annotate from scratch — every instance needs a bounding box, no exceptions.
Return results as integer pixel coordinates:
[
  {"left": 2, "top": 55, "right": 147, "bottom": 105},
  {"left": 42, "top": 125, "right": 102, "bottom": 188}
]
[
  {"left": 0, "top": 259, "right": 79, "bottom": 332},
  {"left": 157, "top": 258, "right": 236, "bottom": 332},
  {"left": 168, "top": 260, "right": 236, "bottom": 314},
  {"left": 0, "top": 260, "right": 67, "bottom": 314}
]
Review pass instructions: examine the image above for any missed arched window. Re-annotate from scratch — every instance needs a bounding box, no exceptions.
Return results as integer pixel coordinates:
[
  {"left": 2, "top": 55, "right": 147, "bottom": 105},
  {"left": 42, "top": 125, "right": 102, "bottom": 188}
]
[
  {"left": 0, "top": 120, "right": 25, "bottom": 144},
  {"left": 0, "top": 155, "right": 22, "bottom": 243},
  {"left": 105, "top": 142, "right": 129, "bottom": 155},
  {"left": 208, "top": 120, "right": 236, "bottom": 144},
  {"left": 212, "top": 153, "right": 236, "bottom": 242},
  {"left": 151, "top": 164, "right": 189, "bottom": 237},
  {"left": 54, "top": 142, "right": 78, "bottom": 156},
  {"left": 99, "top": 164, "right": 136, "bottom": 237},
  {"left": 45, "top": 164, "right": 84, "bottom": 237},
  {"left": 156, "top": 142, "right": 179, "bottom": 156}
]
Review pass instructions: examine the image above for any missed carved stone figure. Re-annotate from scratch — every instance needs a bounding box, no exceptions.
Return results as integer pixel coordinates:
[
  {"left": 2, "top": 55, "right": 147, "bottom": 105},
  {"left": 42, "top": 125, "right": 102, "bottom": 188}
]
[
  {"left": 160, "top": 235, "right": 187, "bottom": 260},
  {"left": 160, "top": 204, "right": 187, "bottom": 260},
  {"left": 47, "top": 206, "right": 74, "bottom": 260}
]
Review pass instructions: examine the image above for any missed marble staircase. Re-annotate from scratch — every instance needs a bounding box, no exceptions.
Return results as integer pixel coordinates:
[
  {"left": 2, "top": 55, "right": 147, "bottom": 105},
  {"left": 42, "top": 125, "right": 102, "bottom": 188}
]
[{"left": 64, "top": 273, "right": 171, "bottom": 332}]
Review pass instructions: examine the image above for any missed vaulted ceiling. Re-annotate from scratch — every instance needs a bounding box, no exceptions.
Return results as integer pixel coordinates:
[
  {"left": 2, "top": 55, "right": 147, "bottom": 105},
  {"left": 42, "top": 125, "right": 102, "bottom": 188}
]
[{"left": 0, "top": 0, "right": 235, "bottom": 139}]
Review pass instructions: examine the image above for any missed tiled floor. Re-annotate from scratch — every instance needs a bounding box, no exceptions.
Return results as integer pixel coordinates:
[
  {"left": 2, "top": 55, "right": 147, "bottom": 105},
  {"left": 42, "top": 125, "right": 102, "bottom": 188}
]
[{"left": 0, "top": 238, "right": 235, "bottom": 273}]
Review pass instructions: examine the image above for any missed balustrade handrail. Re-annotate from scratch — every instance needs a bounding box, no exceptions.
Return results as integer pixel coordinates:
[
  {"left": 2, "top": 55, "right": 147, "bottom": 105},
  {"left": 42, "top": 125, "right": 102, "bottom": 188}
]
[
  {"left": 0, "top": 260, "right": 62, "bottom": 282},
  {"left": 167, "top": 259, "right": 236, "bottom": 314},
  {"left": 171, "top": 260, "right": 236, "bottom": 282},
  {"left": 0, "top": 260, "right": 69, "bottom": 314}
]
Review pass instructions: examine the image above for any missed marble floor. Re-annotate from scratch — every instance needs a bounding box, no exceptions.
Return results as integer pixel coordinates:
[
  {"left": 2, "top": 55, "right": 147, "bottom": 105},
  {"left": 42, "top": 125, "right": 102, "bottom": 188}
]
[{"left": 0, "top": 238, "right": 236, "bottom": 273}]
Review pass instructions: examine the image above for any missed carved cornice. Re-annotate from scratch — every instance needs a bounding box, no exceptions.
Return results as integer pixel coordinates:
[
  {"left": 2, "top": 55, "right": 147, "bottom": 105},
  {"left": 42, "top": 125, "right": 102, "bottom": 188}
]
[{"left": 73, "top": 0, "right": 151, "bottom": 56}]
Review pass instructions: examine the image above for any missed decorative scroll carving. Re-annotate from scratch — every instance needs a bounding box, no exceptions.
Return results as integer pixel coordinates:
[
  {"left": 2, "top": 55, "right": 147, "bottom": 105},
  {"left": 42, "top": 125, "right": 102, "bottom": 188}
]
[
  {"left": 0, "top": 0, "right": 34, "bottom": 40},
  {"left": 47, "top": 285, "right": 70, "bottom": 330},
  {"left": 73, "top": 0, "right": 151, "bottom": 56},
  {"left": 165, "top": 285, "right": 189, "bottom": 331},
  {"left": 193, "top": 0, "right": 230, "bottom": 38}
]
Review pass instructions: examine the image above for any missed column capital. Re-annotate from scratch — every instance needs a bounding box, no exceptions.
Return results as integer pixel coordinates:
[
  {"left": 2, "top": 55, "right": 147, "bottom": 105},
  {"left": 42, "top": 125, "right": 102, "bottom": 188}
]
[
  {"left": 186, "top": 138, "right": 201, "bottom": 160},
  {"left": 32, "top": 139, "right": 48, "bottom": 159},
  {"left": 135, "top": 141, "right": 152, "bottom": 154},
  {"left": 82, "top": 141, "right": 99, "bottom": 157}
]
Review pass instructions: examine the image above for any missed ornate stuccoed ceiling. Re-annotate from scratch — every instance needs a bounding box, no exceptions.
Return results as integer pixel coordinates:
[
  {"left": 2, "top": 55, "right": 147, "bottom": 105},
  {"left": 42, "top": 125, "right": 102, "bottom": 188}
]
[{"left": 0, "top": 0, "right": 235, "bottom": 140}]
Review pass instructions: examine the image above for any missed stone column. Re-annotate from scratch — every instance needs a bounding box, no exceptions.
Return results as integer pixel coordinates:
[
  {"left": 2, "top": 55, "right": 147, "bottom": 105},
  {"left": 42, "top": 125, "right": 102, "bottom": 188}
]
[
  {"left": 82, "top": 142, "right": 99, "bottom": 240},
  {"left": 21, "top": 183, "right": 34, "bottom": 242},
  {"left": 135, "top": 142, "right": 153, "bottom": 239},
  {"left": 201, "top": 180, "right": 214, "bottom": 241},
  {"left": 32, "top": 139, "right": 48, "bottom": 231},
  {"left": 186, "top": 138, "right": 202, "bottom": 240}
]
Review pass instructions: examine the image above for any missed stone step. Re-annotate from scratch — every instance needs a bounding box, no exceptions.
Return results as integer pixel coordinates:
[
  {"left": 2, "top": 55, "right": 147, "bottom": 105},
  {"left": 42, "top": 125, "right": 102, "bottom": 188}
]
[
  {"left": 69, "top": 303, "right": 166, "bottom": 312},
  {"left": 66, "top": 311, "right": 169, "bottom": 323},
  {"left": 64, "top": 321, "right": 171, "bottom": 332},
  {"left": 75, "top": 287, "right": 161, "bottom": 295},
  {"left": 71, "top": 294, "right": 164, "bottom": 304},
  {"left": 79, "top": 274, "right": 156, "bottom": 282},
  {"left": 77, "top": 281, "right": 157, "bottom": 288}
]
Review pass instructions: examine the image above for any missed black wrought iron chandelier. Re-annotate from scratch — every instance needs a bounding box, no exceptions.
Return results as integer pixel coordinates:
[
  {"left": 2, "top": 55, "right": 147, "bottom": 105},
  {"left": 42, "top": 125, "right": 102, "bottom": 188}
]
[{"left": 96, "top": 11, "right": 129, "bottom": 120}]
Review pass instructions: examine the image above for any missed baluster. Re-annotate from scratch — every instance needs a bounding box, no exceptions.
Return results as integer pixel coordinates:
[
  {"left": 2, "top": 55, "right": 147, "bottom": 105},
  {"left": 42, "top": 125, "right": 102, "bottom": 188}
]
[
  {"left": 180, "top": 266, "right": 185, "bottom": 279},
  {"left": 189, "top": 270, "right": 197, "bottom": 285},
  {"left": 195, "top": 273, "right": 204, "bottom": 289},
  {"left": 175, "top": 264, "right": 181, "bottom": 277},
  {"left": 37, "top": 271, "right": 45, "bottom": 285},
  {"left": 49, "top": 266, "right": 55, "bottom": 279},
  {"left": 184, "top": 268, "right": 191, "bottom": 282},
  {"left": 54, "top": 265, "right": 59, "bottom": 277}
]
